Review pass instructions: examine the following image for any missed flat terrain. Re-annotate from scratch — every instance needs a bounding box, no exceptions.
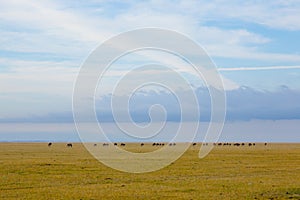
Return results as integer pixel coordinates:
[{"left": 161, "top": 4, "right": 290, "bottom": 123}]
[{"left": 0, "top": 143, "right": 299, "bottom": 199}]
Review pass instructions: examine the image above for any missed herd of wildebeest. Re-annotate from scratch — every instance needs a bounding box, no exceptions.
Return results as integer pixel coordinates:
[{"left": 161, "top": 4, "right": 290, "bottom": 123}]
[{"left": 47, "top": 142, "right": 268, "bottom": 147}]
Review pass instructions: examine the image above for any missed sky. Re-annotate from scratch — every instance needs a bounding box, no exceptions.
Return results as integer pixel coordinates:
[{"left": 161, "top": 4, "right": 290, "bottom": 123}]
[{"left": 0, "top": 0, "right": 300, "bottom": 142}]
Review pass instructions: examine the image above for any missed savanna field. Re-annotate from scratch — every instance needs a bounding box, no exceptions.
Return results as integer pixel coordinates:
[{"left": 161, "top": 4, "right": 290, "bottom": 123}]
[{"left": 0, "top": 143, "right": 299, "bottom": 200}]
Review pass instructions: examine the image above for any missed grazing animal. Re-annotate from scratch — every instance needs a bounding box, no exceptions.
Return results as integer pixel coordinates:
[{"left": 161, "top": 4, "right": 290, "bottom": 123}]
[
  {"left": 121, "top": 143, "right": 126, "bottom": 146},
  {"left": 249, "top": 143, "right": 252, "bottom": 146},
  {"left": 234, "top": 143, "right": 240, "bottom": 146},
  {"left": 264, "top": 143, "right": 267, "bottom": 146},
  {"left": 153, "top": 143, "right": 156, "bottom": 146},
  {"left": 193, "top": 143, "right": 197, "bottom": 146},
  {"left": 48, "top": 142, "right": 52, "bottom": 147},
  {"left": 141, "top": 143, "right": 144, "bottom": 146},
  {"left": 242, "top": 143, "right": 245, "bottom": 146},
  {"left": 67, "top": 143, "right": 72, "bottom": 147},
  {"left": 103, "top": 143, "right": 109, "bottom": 146},
  {"left": 94, "top": 144, "right": 97, "bottom": 147},
  {"left": 114, "top": 143, "right": 117, "bottom": 146},
  {"left": 253, "top": 143, "right": 256, "bottom": 146}
]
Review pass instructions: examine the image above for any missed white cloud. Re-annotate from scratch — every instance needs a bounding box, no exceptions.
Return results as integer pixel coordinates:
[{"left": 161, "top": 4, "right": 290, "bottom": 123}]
[
  {"left": 212, "top": 0, "right": 300, "bottom": 31},
  {"left": 1, "top": 0, "right": 299, "bottom": 63},
  {"left": 0, "top": 59, "right": 78, "bottom": 95},
  {"left": 219, "top": 65, "right": 300, "bottom": 71},
  {"left": 0, "top": 0, "right": 107, "bottom": 42}
]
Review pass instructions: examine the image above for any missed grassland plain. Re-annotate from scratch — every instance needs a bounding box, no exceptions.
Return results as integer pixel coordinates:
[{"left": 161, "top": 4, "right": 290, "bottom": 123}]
[{"left": 0, "top": 143, "right": 299, "bottom": 200}]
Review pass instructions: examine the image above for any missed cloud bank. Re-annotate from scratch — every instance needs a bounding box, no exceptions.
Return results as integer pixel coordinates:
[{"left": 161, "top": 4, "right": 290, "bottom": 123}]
[{"left": 1, "top": 86, "right": 299, "bottom": 123}]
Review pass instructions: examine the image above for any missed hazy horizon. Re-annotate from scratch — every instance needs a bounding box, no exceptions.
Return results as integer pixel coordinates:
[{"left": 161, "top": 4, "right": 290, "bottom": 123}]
[{"left": 0, "top": 120, "right": 299, "bottom": 143}]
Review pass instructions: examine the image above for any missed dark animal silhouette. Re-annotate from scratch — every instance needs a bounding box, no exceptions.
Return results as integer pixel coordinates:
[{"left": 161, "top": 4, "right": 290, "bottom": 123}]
[
  {"left": 141, "top": 143, "right": 144, "bottom": 146},
  {"left": 103, "top": 143, "right": 109, "bottom": 146},
  {"left": 121, "top": 143, "right": 126, "bottom": 146},
  {"left": 67, "top": 143, "right": 72, "bottom": 147},
  {"left": 193, "top": 143, "right": 197, "bottom": 146},
  {"left": 114, "top": 143, "right": 117, "bottom": 146},
  {"left": 48, "top": 142, "right": 52, "bottom": 147}
]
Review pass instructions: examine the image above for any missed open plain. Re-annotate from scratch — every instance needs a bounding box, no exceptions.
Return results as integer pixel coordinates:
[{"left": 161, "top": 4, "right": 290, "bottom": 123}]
[{"left": 0, "top": 143, "right": 299, "bottom": 199}]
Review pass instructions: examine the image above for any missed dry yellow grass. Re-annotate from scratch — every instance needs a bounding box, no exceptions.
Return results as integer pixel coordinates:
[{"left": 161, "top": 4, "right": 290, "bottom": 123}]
[{"left": 0, "top": 143, "right": 299, "bottom": 199}]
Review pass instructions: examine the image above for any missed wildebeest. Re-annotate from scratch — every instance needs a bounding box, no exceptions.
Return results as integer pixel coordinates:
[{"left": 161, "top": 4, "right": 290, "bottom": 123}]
[
  {"left": 67, "top": 143, "right": 72, "bottom": 147},
  {"left": 48, "top": 142, "right": 52, "bottom": 147},
  {"left": 249, "top": 143, "right": 252, "bottom": 146},
  {"left": 234, "top": 143, "right": 240, "bottom": 146},
  {"left": 114, "top": 143, "right": 117, "bottom": 146},
  {"left": 264, "top": 143, "right": 267, "bottom": 146},
  {"left": 241, "top": 143, "right": 245, "bottom": 146},
  {"left": 141, "top": 143, "right": 144, "bottom": 146},
  {"left": 94, "top": 144, "right": 97, "bottom": 147},
  {"left": 121, "top": 143, "right": 126, "bottom": 146},
  {"left": 103, "top": 143, "right": 109, "bottom": 146},
  {"left": 193, "top": 143, "right": 197, "bottom": 146}
]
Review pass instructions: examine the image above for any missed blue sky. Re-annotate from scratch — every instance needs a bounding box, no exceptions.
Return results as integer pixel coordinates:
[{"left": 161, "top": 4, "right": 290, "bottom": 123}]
[{"left": 0, "top": 0, "right": 300, "bottom": 126}]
